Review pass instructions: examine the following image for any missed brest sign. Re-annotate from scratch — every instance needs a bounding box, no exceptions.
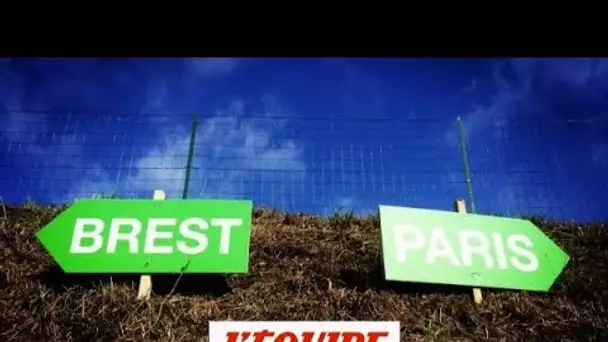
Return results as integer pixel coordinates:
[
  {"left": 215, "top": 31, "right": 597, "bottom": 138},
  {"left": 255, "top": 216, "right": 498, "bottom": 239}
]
[
  {"left": 37, "top": 199, "right": 253, "bottom": 273},
  {"left": 379, "top": 205, "right": 570, "bottom": 292}
]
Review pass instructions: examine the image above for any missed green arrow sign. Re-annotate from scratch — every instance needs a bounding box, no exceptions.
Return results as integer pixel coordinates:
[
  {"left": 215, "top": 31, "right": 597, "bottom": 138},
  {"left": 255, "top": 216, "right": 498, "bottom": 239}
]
[
  {"left": 379, "top": 205, "right": 570, "bottom": 292},
  {"left": 37, "top": 199, "right": 253, "bottom": 273}
]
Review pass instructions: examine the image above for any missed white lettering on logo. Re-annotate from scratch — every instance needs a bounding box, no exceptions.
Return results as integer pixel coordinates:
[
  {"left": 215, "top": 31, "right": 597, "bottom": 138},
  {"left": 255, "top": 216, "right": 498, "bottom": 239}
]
[
  {"left": 144, "top": 218, "right": 176, "bottom": 254},
  {"left": 492, "top": 233, "right": 508, "bottom": 269},
  {"left": 69, "top": 217, "right": 242, "bottom": 255},
  {"left": 392, "top": 224, "right": 540, "bottom": 272},
  {"left": 107, "top": 218, "right": 142, "bottom": 253},
  {"left": 426, "top": 227, "right": 460, "bottom": 266},
  {"left": 394, "top": 224, "right": 425, "bottom": 262},
  {"left": 212, "top": 218, "right": 242, "bottom": 254},
  {"left": 507, "top": 234, "right": 539, "bottom": 272},
  {"left": 70, "top": 218, "right": 104, "bottom": 253},
  {"left": 176, "top": 218, "right": 209, "bottom": 254},
  {"left": 459, "top": 230, "right": 493, "bottom": 268}
]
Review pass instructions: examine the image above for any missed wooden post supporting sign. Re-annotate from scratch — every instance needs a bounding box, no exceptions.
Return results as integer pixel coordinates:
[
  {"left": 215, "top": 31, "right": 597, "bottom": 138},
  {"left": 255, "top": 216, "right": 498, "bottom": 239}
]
[
  {"left": 137, "top": 189, "right": 166, "bottom": 300},
  {"left": 454, "top": 198, "right": 483, "bottom": 304}
]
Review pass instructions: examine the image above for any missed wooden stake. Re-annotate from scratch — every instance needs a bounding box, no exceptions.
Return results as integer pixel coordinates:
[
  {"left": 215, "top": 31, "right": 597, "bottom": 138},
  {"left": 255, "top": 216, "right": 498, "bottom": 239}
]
[
  {"left": 454, "top": 198, "right": 483, "bottom": 305},
  {"left": 137, "top": 189, "right": 166, "bottom": 300}
]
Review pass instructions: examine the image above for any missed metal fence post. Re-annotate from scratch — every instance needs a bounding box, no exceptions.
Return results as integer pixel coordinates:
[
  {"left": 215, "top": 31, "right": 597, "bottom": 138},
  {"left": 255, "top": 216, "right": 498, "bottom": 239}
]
[
  {"left": 456, "top": 116, "right": 477, "bottom": 214},
  {"left": 182, "top": 115, "right": 199, "bottom": 199}
]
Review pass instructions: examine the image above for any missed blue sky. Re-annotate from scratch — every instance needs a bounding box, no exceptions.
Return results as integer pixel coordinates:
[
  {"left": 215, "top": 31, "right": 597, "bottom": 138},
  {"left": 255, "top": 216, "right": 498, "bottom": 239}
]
[{"left": 1, "top": 58, "right": 607, "bottom": 221}]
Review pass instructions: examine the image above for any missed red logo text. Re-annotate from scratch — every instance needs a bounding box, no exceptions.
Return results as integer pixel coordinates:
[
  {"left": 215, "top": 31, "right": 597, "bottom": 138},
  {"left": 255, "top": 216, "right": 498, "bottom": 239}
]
[{"left": 225, "top": 330, "right": 390, "bottom": 342}]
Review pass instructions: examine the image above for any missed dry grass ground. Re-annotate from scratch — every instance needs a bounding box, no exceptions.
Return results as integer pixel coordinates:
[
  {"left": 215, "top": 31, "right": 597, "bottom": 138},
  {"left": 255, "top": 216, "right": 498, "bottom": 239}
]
[{"left": 1, "top": 204, "right": 607, "bottom": 341}]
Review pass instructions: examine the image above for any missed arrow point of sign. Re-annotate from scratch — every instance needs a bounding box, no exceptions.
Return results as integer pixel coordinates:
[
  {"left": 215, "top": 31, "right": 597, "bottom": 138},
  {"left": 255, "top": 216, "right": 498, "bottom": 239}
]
[
  {"left": 550, "top": 249, "right": 571, "bottom": 288},
  {"left": 36, "top": 227, "right": 53, "bottom": 260},
  {"left": 36, "top": 203, "right": 80, "bottom": 271},
  {"left": 537, "top": 239, "right": 571, "bottom": 292}
]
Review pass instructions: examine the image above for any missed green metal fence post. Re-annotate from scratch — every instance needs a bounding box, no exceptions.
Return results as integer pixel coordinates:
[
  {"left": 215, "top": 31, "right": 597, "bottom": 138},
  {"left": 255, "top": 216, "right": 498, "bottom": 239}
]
[
  {"left": 456, "top": 116, "right": 477, "bottom": 213},
  {"left": 182, "top": 115, "right": 199, "bottom": 199}
]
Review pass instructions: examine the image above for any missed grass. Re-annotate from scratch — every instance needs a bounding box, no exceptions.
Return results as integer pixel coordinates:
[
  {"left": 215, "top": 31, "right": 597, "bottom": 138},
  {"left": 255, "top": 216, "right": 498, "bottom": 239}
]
[{"left": 1, "top": 204, "right": 607, "bottom": 341}]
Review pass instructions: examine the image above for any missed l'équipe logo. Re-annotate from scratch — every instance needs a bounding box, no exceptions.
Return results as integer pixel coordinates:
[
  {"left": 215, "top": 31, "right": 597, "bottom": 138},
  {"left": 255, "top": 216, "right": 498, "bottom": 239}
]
[{"left": 209, "top": 321, "right": 400, "bottom": 342}]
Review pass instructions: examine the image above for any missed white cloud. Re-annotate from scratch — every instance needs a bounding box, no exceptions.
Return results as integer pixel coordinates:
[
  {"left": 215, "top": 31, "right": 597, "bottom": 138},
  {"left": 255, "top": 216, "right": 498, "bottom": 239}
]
[
  {"left": 141, "top": 80, "right": 169, "bottom": 114},
  {"left": 591, "top": 143, "right": 608, "bottom": 167},
  {"left": 447, "top": 58, "right": 608, "bottom": 145},
  {"left": 0, "top": 57, "right": 302, "bottom": 205},
  {"left": 461, "top": 79, "right": 477, "bottom": 94},
  {"left": 334, "top": 196, "right": 357, "bottom": 210},
  {"left": 190, "top": 58, "right": 242, "bottom": 78},
  {"left": 69, "top": 162, "right": 117, "bottom": 199},
  {"left": 0, "top": 59, "right": 266, "bottom": 203},
  {"left": 57, "top": 98, "right": 307, "bottom": 203},
  {"left": 511, "top": 58, "right": 608, "bottom": 91},
  {"left": 447, "top": 58, "right": 608, "bottom": 219}
]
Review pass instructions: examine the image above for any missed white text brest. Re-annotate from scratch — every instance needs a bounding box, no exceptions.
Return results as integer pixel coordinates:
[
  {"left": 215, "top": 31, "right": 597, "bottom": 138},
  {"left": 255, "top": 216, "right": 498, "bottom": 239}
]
[{"left": 69, "top": 217, "right": 242, "bottom": 255}]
